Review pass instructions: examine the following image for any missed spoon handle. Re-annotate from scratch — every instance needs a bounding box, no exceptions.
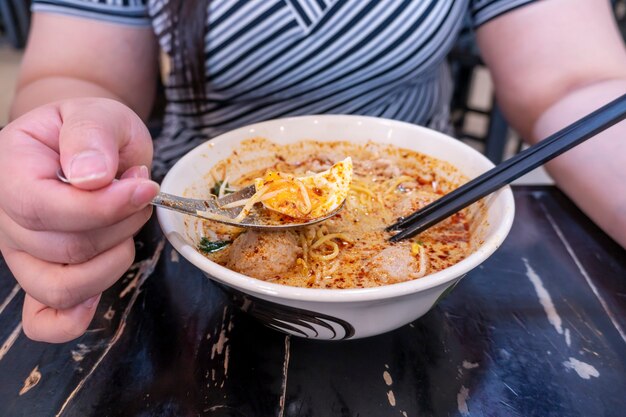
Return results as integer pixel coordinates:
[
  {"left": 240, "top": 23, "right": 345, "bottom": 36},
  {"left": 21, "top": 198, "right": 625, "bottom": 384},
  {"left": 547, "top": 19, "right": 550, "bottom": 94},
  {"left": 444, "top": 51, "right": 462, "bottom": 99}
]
[
  {"left": 56, "top": 168, "right": 341, "bottom": 229},
  {"left": 151, "top": 192, "right": 209, "bottom": 217},
  {"left": 55, "top": 167, "right": 245, "bottom": 221}
]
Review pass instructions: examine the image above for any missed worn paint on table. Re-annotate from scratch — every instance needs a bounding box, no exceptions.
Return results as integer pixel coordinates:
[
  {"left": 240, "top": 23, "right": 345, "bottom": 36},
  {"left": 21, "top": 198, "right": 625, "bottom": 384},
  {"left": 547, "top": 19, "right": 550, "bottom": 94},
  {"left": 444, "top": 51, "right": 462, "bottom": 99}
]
[{"left": 0, "top": 186, "right": 624, "bottom": 417}]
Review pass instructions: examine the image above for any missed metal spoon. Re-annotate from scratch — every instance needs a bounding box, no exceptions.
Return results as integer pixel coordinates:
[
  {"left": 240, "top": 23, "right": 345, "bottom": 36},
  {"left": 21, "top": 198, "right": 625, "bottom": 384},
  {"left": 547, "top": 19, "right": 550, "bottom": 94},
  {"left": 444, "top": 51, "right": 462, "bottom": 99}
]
[{"left": 55, "top": 169, "right": 343, "bottom": 229}]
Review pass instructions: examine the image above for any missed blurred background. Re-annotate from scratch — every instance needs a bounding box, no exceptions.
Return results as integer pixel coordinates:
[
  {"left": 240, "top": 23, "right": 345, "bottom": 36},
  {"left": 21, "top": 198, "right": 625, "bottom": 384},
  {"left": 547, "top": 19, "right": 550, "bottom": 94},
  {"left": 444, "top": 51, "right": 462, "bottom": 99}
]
[{"left": 1, "top": 0, "right": 625, "bottom": 184}]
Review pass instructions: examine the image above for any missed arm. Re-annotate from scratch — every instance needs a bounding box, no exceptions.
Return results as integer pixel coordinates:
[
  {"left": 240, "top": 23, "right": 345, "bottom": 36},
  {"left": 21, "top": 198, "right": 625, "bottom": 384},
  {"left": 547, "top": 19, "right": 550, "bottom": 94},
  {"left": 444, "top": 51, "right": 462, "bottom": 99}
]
[
  {"left": 11, "top": 12, "right": 158, "bottom": 120},
  {"left": 476, "top": 0, "right": 626, "bottom": 247}
]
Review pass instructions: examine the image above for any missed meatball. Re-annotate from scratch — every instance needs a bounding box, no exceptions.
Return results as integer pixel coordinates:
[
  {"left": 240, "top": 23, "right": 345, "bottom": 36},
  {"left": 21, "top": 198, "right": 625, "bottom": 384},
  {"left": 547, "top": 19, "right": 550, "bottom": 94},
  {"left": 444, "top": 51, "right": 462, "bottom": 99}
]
[
  {"left": 226, "top": 230, "right": 302, "bottom": 280},
  {"left": 354, "top": 158, "right": 401, "bottom": 177},
  {"left": 392, "top": 190, "right": 440, "bottom": 219},
  {"left": 365, "top": 244, "right": 424, "bottom": 284}
]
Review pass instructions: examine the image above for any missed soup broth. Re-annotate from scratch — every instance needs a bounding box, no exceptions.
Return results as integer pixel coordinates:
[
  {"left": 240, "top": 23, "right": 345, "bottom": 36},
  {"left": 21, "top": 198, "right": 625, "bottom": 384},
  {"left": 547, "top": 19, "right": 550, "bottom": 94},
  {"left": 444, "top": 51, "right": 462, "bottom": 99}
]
[{"left": 198, "top": 139, "right": 473, "bottom": 289}]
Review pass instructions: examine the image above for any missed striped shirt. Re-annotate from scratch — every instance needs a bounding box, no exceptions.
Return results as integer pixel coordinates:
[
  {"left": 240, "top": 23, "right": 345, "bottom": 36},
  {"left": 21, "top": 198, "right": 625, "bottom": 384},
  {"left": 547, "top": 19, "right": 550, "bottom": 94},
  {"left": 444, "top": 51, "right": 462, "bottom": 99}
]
[{"left": 32, "top": 0, "right": 535, "bottom": 177}]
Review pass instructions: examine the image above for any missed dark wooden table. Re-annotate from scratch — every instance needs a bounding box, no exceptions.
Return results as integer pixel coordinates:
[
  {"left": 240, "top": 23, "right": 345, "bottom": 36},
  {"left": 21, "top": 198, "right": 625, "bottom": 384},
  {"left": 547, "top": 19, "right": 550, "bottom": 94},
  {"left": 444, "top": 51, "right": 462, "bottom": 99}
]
[{"left": 0, "top": 185, "right": 624, "bottom": 417}]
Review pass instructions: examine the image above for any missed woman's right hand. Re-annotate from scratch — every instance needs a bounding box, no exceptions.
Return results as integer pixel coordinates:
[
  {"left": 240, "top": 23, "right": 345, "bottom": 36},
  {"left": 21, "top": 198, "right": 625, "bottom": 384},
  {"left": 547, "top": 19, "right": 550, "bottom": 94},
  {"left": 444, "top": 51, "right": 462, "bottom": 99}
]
[{"left": 0, "top": 98, "right": 160, "bottom": 343}]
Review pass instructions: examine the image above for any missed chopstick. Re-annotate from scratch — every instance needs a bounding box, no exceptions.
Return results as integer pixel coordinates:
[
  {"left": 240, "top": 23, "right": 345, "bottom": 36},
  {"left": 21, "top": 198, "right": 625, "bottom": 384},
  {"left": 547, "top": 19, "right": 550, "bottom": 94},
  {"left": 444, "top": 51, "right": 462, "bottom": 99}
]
[{"left": 388, "top": 93, "right": 626, "bottom": 242}]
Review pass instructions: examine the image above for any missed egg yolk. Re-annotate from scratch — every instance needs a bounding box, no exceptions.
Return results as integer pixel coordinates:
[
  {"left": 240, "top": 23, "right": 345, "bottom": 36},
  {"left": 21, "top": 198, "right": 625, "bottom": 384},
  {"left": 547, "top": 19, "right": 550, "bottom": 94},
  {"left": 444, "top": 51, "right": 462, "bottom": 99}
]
[{"left": 254, "top": 157, "right": 352, "bottom": 219}]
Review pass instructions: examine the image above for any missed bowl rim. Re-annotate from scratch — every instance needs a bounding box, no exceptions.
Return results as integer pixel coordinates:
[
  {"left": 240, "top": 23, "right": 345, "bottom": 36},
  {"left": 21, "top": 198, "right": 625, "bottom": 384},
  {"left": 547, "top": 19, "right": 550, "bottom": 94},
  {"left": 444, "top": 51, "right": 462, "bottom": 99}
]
[{"left": 157, "top": 114, "right": 515, "bottom": 303}]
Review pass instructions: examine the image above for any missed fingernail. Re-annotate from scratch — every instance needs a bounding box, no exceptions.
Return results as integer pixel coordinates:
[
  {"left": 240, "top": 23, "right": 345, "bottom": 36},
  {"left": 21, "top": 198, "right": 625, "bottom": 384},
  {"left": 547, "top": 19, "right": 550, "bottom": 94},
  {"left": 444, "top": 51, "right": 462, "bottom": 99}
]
[
  {"left": 82, "top": 294, "right": 100, "bottom": 309},
  {"left": 131, "top": 181, "right": 160, "bottom": 207},
  {"left": 138, "top": 165, "right": 150, "bottom": 179},
  {"left": 69, "top": 151, "right": 108, "bottom": 183},
  {"left": 121, "top": 165, "right": 150, "bottom": 180}
]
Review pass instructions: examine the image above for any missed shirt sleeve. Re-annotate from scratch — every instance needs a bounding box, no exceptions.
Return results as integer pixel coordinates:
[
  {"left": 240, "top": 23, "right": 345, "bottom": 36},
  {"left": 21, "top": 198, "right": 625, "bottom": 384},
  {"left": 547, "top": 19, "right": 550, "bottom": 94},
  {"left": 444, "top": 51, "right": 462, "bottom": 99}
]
[
  {"left": 469, "top": 0, "right": 538, "bottom": 28},
  {"left": 31, "top": 0, "right": 150, "bottom": 27}
]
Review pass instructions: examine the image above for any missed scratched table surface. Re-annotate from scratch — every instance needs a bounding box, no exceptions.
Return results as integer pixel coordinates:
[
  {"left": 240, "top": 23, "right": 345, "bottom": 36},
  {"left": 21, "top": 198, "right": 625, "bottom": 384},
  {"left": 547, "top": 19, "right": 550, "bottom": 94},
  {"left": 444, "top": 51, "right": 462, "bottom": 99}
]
[{"left": 0, "top": 185, "right": 624, "bottom": 417}]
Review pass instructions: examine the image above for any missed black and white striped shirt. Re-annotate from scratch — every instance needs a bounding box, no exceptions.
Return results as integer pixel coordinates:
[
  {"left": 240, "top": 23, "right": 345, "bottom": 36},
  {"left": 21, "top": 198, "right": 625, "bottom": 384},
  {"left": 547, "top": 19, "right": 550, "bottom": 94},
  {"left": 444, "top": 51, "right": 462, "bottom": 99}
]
[{"left": 32, "top": 0, "right": 535, "bottom": 177}]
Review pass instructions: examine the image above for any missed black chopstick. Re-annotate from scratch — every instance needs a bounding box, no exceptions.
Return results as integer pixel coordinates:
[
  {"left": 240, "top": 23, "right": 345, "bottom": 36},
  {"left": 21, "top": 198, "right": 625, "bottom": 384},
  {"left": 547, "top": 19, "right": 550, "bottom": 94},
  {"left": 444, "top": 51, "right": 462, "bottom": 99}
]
[
  {"left": 388, "top": 93, "right": 626, "bottom": 242},
  {"left": 388, "top": 93, "right": 626, "bottom": 233}
]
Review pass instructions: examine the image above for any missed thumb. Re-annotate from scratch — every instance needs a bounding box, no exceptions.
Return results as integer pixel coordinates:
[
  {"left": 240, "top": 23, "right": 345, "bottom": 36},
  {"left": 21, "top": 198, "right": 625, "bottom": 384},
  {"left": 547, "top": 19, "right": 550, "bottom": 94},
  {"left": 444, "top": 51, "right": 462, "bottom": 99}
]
[{"left": 58, "top": 98, "right": 153, "bottom": 190}]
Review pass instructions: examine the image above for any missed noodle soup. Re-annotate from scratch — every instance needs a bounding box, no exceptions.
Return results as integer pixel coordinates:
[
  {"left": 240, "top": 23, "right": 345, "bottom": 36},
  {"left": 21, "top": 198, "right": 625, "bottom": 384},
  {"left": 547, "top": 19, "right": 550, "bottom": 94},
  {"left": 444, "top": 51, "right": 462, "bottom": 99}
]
[
  {"left": 197, "top": 139, "right": 474, "bottom": 289},
  {"left": 159, "top": 115, "right": 514, "bottom": 339}
]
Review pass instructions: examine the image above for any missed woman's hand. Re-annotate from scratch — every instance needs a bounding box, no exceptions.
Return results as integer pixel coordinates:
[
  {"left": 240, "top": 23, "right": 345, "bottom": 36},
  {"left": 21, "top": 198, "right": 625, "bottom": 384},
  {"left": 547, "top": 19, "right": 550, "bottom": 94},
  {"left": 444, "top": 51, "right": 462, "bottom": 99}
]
[{"left": 0, "top": 98, "right": 160, "bottom": 343}]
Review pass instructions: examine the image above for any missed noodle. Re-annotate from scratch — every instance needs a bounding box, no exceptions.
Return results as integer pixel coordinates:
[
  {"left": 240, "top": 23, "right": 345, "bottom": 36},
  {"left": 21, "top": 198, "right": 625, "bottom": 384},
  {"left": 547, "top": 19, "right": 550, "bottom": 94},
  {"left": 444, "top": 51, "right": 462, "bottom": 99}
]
[
  {"left": 310, "top": 232, "right": 353, "bottom": 249},
  {"left": 384, "top": 175, "right": 416, "bottom": 194},
  {"left": 350, "top": 182, "right": 379, "bottom": 202},
  {"left": 325, "top": 259, "right": 340, "bottom": 277},
  {"left": 296, "top": 257, "right": 308, "bottom": 273},
  {"left": 198, "top": 184, "right": 272, "bottom": 223},
  {"left": 260, "top": 190, "right": 282, "bottom": 201},
  {"left": 310, "top": 240, "right": 339, "bottom": 261},
  {"left": 200, "top": 139, "right": 473, "bottom": 289},
  {"left": 218, "top": 176, "right": 229, "bottom": 198},
  {"left": 411, "top": 242, "right": 428, "bottom": 278},
  {"left": 196, "top": 210, "right": 238, "bottom": 223},
  {"left": 209, "top": 164, "right": 225, "bottom": 185},
  {"left": 233, "top": 185, "right": 272, "bottom": 222},
  {"left": 295, "top": 179, "right": 312, "bottom": 214}
]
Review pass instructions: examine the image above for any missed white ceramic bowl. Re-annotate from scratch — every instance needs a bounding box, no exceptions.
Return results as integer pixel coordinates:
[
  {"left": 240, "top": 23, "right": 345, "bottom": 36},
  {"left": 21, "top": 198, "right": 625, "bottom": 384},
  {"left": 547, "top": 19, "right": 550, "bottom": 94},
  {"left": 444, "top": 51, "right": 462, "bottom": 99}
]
[{"left": 157, "top": 115, "right": 515, "bottom": 340}]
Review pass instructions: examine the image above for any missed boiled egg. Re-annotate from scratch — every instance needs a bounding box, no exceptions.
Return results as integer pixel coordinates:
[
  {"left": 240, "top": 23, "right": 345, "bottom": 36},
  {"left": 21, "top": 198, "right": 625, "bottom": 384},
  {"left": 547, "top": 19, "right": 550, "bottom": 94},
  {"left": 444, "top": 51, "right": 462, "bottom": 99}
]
[{"left": 254, "top": 157, "right": 353, "bottom": 219}]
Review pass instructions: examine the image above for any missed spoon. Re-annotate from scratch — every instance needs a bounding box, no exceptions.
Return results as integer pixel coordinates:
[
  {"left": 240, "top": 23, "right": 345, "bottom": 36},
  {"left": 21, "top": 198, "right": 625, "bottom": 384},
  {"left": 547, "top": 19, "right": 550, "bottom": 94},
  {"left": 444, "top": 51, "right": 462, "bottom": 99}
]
[{"left": 55, "top": 169, "right": 344, "bottom": 229}]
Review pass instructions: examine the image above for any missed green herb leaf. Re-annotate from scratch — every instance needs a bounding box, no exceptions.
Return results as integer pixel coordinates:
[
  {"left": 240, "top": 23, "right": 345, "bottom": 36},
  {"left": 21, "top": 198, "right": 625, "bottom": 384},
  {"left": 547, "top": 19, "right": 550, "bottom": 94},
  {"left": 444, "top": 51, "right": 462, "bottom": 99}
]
[
  {"left": 210, "top": 180, "right": 234, "bottom": 197},
  {"left": 198, "top": 238, "right": 232, "bottom": 253}
]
